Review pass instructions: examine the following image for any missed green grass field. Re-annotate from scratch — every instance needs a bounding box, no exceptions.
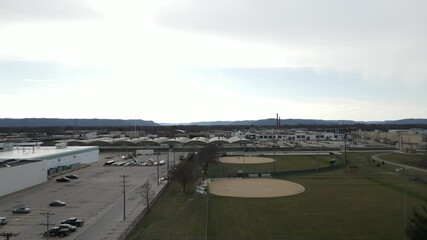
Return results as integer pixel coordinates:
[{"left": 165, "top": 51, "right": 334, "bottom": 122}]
[
  {"left": 377, "top": 152, "right": 427, "bottom": 169},
  {"left": 127, "top": 152, "right": 427, "bottom": 240},
  {"left": 210, "top": 155, "right": 340, "bottom": 177}
]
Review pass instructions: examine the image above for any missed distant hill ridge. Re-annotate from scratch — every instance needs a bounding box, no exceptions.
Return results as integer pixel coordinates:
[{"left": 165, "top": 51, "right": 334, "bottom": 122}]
[
  {"left": 184, "top": 118, "right": 427, "bottom": 126},
  {"left": 1, "top": 118, "right": 427, "bottom": 127},
  {"left": 0, "top": 118, "right": 159, "bottom": 127}
]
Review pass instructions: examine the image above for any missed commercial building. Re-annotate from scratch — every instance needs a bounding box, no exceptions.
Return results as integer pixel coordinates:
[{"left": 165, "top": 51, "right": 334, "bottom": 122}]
[{"left": 0, "top": 144, "right": 99, "bottom": 197}]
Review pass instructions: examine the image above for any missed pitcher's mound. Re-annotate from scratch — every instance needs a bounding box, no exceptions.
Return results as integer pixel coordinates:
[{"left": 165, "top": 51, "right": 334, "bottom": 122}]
[
  {"left": 209, "top": 178, "right": 305, "bottom": 198},
  {"left": 219, "top": 156, "right": 274, "bottom": 164}
]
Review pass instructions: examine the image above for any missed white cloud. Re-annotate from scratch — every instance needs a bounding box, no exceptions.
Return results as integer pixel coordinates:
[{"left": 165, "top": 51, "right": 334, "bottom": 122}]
[
  {"left": 0, "top": 0, "right": 100, "bottom": 22},
  {"left": 0, "top": 0, "right": 426, "bottom": 122},
  {"left": 156, "top": 0, "right": 427, "bottom": 86}
]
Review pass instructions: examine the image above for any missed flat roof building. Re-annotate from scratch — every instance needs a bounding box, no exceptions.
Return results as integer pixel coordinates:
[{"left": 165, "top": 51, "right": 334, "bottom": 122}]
[{"left": 0, "top": 145, "right": 99, "bottom": 197}]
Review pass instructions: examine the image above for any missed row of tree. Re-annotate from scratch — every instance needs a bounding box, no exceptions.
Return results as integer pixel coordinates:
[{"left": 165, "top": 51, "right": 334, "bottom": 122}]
[{"left": 170, "top": 145, "right": 218, "bottom": 193}]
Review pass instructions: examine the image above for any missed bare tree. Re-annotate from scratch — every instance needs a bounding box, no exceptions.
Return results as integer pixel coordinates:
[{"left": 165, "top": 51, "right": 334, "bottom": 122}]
[
  {"left": 170, "top": 159, "right": 193, "bottom": 193},
  {"left": 198, "top": 145, "right": 218, "bottom": 178},
  {"left": 139, "top": 180, "right": 155, "bottom": 212}
]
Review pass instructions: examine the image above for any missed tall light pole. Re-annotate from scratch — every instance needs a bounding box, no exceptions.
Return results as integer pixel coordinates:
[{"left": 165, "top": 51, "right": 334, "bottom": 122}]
[
  {"left": 273, "top": 140, "right": 277, "bottom": 172},
  {"left": 167, "top": 148, "right": 170, "bottom": 182},
  {"left": 157, "top": 153, "right": 160, "bottom": 186},
  {"left": 396, "top": 167, "right": 408, "bottom": 240},
  {"left": 173, "top": 147, "right": 176, "bottom": 166},
  {"left": 344, "top": 133, "right": 347, "bottom": 166},
  {"left": 316, "top": 138, "right": 320, "bottom": 174},
  {"left": 193, "top": 152, "right": 198, "bottom": 199}
]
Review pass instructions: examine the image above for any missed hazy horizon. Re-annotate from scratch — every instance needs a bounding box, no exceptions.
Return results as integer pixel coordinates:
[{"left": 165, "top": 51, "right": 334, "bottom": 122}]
[{"left": 1, "top": 1, "right": 426, "bottom": 123}]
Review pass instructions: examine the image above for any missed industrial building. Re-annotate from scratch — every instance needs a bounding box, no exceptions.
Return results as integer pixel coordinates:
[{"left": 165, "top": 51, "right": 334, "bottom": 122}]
[
  {"left": 354, "top": 129, "right": 427, "bottom": 152},
  {"left": 0, "top": 143, "right": 99, "bottom": 197}
]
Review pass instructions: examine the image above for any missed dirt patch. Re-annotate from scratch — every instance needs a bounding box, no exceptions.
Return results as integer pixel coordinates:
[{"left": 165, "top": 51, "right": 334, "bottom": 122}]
[
  {"left": 219, "top": 156, "right": 274, "bottom": 164},
  {"left": 209, "top": 178, "right": 305, "bottom": 198}
]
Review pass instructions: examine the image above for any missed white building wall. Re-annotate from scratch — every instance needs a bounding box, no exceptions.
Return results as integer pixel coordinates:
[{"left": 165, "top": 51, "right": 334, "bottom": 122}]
[
  {"left": 43, "top": 148, "right": 99, "bottom": 169},
  {"left": 0, "top": 161, "right": 47, "bottom": 197}
]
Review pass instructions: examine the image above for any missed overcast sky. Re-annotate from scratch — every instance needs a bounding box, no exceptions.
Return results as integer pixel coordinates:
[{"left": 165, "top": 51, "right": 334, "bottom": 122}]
[{"left": 0, "top": 0, "right": 426, "bottom": 123}]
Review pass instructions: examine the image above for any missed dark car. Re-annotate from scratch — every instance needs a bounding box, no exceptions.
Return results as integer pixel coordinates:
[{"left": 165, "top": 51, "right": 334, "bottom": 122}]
[
  {"left": 65, "top": 174, "right": 79, "bottom": 179},
  {"left": 59, "top": 223, "right": 77, "bottom": 232},
  {"left": 12, "top": 207, "right": 31, "bottom": 214},
  {"left": 61, "top": 217, "right": 84, "bottom": 227},
  {"left": 0, "top": 217, "right": 7, "bottom": 225},
  {"left": 49, "top": 200, "right": 66, "bottom": 207},
  {"left": 56, "top": 177, "right": 71, "bottom": 182},
  {"left": 44, "top": 227, "right": 70, "bottom": 237}
]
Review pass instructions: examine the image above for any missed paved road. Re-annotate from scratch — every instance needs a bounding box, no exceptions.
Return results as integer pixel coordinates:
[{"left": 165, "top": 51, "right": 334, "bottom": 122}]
[{"left": 0, "top": 152, "right": 174, "bottom": 240}]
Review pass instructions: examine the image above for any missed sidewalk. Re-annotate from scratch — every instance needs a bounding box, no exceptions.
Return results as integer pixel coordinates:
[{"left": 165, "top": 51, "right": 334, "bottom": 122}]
[{"left": 106, "top": 182, "right": 167, "bottom": 240}]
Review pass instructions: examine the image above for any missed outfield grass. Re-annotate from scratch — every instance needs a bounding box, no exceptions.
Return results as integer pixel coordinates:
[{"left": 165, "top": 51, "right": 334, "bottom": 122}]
[
  {"left": 127, "top": 152, "right": 427, "bottom": 240},
  {"left": 210, "top": 155, "right": 339, "bottom": 177}
]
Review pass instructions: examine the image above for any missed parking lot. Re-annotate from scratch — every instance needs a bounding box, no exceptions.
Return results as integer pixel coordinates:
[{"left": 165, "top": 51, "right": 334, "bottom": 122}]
[{"left": 0, "top": 151, "right": 182, "bottom": 240}]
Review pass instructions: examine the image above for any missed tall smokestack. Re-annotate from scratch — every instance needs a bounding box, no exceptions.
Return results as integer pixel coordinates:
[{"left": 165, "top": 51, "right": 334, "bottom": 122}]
[{"left": 276, "top": 113, "right": 279, "bottom": 128}]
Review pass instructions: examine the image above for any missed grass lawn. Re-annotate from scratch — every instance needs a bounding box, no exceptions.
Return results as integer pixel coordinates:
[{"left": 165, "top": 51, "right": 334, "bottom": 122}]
[
  {"left": 210, "top": 155, "right": 339, "bottom": 177},
  {"left": 126, "top": 152, "right": 427, "bottom": 240},
  {"left": 377, "top": 152, "right": 427, "bottom": 169}
]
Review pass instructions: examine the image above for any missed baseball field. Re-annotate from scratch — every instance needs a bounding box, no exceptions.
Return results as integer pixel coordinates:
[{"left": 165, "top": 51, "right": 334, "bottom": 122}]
[{"left": 127, "top": 151, "right": 427, "bottom": 240}]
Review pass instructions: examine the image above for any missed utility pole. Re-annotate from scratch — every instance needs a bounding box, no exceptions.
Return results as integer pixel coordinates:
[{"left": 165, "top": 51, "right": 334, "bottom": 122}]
[
  {"left": 119, "top": 175, "right": 130, "bottom": 221},
  {"left": 40, "top": 211, "right": 55, "bottom": 240}
]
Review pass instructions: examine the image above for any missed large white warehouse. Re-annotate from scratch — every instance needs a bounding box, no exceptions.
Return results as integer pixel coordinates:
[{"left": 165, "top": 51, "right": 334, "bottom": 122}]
[{"left": 0, "top": 144, "right": 99, "bottom": 197}]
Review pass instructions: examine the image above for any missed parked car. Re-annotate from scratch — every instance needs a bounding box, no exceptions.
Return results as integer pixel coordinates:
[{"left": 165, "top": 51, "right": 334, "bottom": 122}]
[
  {"left": 13, "top": 207, "right": 30, "bottom": 214},
  {"left": 159, "top": 160, "right": 165, "bottom": 165},
  {"left": 61, "top": 217, "right": 84, "bottom": 227},
  {"left": 65, "top": 174, "right": 79, "bottom": 179},
  {"left": 0, "top": 217, "right": 7, "bottom": 225},
  {"left": 49, "top": 200, "right": 66, "bottom": 207},
  {"left": 44, "top": 227, "right": 70, "bottom": 237},
  {"left": 56, "top": 177, "right": 71, "bottom": 182},
  {"left": 59, "top": 223, "right": 77, "bottom": 232}
]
